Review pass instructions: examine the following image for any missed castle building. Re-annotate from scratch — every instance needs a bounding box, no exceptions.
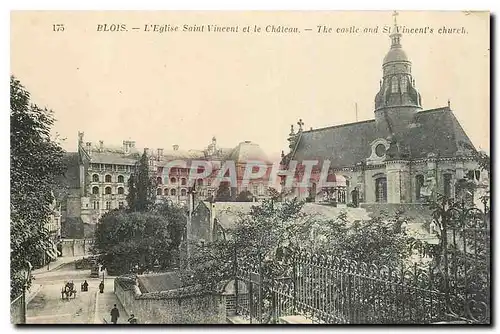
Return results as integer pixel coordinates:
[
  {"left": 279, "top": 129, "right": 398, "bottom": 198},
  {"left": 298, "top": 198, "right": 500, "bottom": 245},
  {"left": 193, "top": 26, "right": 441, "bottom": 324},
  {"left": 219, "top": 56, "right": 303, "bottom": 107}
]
[
  {"left": 280, "top": 15, "right": 488, "bottom": 207},
  {"left": 61, "top": 134, "right": 273, "bottom": 239}
]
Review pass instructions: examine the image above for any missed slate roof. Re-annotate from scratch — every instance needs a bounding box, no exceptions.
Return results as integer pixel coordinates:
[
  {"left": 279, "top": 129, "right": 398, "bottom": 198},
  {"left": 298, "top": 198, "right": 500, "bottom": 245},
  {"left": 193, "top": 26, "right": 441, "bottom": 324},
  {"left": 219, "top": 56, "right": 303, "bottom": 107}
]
[
  {"left": 87, "top": 145, "right": 238, "bottom": 165},
  {"left": 228, "top": 141, "right": 271, "bottom": 164},
  {"left": 137, "top": 272, "right": 182, "bottom": 293},
  {"left": 290, "top": 107, "right": 475, "bottom": 168}
]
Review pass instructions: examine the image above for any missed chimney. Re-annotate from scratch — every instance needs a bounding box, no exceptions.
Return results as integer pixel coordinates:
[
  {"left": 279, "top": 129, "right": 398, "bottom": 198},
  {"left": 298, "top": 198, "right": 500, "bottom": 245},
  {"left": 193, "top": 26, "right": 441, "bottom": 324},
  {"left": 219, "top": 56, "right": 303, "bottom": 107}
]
[
  {"left": 99, "top": 140, "right": 104, "bottom": 151},
  {"left": 123, "top": 141, "right": 130, "bottom": 153},
  {"left": 173, "top": 145, "right": 179, "bottom": 151},
  {"left": 157, "top": 148, "right": 164, "bottom": 158}
]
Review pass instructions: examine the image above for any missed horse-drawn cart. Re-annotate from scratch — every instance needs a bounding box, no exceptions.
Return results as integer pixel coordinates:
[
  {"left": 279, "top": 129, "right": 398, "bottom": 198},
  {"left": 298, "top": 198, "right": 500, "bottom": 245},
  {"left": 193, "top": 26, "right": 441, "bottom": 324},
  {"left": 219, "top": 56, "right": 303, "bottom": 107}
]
[{"left": 61, "top": 282, "right": 77, "bottom": 300}]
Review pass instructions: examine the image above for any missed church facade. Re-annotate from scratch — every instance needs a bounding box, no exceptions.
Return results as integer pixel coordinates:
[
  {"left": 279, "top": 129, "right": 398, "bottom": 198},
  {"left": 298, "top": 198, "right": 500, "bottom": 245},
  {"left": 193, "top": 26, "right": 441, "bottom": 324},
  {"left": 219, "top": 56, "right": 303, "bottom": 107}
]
[{"left": 280, "top": 19, "right": 488, "bottom": 207}]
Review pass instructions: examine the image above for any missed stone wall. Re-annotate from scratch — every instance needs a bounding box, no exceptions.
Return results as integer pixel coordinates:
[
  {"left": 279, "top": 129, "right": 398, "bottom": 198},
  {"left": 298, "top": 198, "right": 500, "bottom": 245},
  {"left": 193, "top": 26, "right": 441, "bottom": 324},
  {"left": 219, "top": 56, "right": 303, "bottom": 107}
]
[
  {"left": 60, "top": 238, "right": 94, "bottom": 257},
  {"left": 114, "top": 276, "right": 227, "bottom": 324}
]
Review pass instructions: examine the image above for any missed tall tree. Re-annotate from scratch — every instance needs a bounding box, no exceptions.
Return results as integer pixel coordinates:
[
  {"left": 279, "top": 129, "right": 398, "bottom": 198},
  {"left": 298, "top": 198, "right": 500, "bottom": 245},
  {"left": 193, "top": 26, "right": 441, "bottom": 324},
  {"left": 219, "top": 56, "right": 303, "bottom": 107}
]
[
  {"left": 10, "top": 76, "right": 65, "bottom": 299},
  {"left": 127, "top": 152, "right": 155, "bottom": 212},
  {"left": 215, "top": 182, "right": 232, "bottom": 202}
]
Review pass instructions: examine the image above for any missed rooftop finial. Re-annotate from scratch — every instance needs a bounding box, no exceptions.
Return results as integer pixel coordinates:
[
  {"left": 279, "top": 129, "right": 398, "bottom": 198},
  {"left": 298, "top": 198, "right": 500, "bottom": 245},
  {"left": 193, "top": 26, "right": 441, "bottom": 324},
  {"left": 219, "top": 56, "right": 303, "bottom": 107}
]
[
  {"left": 297, "top": 118, "right": 304, "bottom": 132},
  {"left": 448, "top": 99, "right": 451, "bottom": 108},
  {"left": 393, "top": 10, "right": 399, "bottom": 27}
]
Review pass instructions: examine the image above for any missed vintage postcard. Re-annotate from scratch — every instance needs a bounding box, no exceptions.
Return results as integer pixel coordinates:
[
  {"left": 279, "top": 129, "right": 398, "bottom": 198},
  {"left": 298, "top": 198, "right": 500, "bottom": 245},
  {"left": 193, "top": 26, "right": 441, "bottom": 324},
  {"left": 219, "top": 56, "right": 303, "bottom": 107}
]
[{"left": 10, "top": 10, "right": 490, "bottom": 325}]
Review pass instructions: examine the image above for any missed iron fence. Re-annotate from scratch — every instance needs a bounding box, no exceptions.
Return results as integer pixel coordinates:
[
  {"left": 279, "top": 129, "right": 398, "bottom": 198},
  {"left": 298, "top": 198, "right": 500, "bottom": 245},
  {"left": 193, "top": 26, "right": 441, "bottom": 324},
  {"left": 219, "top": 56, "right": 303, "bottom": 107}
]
[{"left": 232, "top": 203, "right": 490, "bottom": 324}]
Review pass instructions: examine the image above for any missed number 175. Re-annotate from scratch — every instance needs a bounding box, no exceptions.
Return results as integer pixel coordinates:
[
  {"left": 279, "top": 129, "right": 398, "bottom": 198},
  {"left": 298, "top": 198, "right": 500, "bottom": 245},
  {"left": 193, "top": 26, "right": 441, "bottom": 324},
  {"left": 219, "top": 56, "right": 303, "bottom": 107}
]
[{"left": 53, "top": 24, "right": 65, "bottom": 32}]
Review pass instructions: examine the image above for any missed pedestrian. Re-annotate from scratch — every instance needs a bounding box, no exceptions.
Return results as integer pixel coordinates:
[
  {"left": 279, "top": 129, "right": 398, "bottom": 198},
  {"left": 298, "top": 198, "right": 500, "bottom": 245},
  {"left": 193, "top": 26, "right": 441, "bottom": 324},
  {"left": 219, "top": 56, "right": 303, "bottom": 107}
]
[
  {"left": 99, "top": 281, "right": 104, "bottom": 293},
  {"left": 110, "top": 304, "right": 120, "bottom": 324},
  {"left": 351, "top": 187, "right": 359, "bottom": 208},
  {"left": 127, "top": 314, "right": 138, "bottom": 324},
  {"left": 82, "top": 280, "right": 89, "bottom": 292}
]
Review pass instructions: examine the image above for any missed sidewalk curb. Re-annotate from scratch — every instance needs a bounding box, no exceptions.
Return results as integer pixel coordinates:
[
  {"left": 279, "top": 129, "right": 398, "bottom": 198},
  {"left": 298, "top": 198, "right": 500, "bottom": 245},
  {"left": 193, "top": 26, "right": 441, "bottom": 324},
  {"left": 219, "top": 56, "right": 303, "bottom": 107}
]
[{"left": 93, "top": 290, "right": 100, "bottom": 324}]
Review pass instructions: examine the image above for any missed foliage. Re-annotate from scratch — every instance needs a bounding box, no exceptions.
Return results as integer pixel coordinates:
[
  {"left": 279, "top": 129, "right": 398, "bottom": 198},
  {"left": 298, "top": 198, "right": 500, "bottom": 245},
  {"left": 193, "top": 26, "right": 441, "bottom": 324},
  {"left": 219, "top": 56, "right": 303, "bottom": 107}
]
[
  {"left": 126, "top": 152, "right": 156, "bottom": 212},
  {"left": 186, "top": 198, "right": 413, "bottom": 289},
  {"left": 93, "top": 201, "right": 186, "bottom": 275},
  {"left": 10, "top": 76, "right": 65, "bottom": 300},
  {"left": 235, "top": 190, "right": 254, "bottom": 202},
  {"left": 215, "top": 182, "right": 232, "bottom": 202}
]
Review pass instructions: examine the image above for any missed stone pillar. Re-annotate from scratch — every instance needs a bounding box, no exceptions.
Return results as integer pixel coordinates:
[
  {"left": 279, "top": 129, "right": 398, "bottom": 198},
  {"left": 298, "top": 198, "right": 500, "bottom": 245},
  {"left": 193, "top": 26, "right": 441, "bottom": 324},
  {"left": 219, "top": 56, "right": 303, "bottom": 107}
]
[{"left": 385, "top": 160, "right": 411, "bottom": 204}]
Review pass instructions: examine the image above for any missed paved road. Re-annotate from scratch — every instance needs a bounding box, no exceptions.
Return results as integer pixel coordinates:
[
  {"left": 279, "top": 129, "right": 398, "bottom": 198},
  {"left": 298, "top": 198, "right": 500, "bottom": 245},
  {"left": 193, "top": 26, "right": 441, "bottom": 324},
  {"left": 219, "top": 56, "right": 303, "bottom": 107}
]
[{"left": 26, "top": 261, "right": 127, "bottom": 324}]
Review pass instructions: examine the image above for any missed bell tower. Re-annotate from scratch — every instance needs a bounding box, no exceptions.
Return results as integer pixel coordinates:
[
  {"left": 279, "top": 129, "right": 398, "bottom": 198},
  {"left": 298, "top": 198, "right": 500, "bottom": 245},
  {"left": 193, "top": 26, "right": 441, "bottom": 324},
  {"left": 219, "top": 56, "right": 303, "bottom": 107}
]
[{"left": 374, "top": 11, "right": 422, "bottom": 138}]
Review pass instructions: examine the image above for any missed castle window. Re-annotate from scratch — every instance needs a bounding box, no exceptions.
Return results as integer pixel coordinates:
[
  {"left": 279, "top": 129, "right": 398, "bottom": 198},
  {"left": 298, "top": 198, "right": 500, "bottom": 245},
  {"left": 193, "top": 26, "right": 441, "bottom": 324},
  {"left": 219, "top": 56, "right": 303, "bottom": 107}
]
[
  {"left": 92, "top": 174, "right": 99, "bottom": 182},
  {"left": 181, "top": 178, "right": 187, "bottom": 186},
  {"left": 400, "top": 76, "right": 408, "bottom": 92},
  {"left": 118, "top": 202, "right": 124, "bottom": 209},
  {"left": 171, "top": 189, "right": 177, "bottom": 196},
  {"left": 105, "top": 174, "right": 112, "bottom": 183},
  {"left": 117, "top": 187, "right": 124, "bottom": 195},
  {"left": 181, "top": 189, "right": 187, "bottom": 196},
  {"left": 157, "top": 177, "right": 163, "bottom": 185},
  {"left": 106, "top": 201, "right": 111, "bottom": 210},
  {"left": 415, "top": 175, "right": 425, "bottom": 200},
  {"left": 391, "top": 77, "right": 398, "bottom": 93},
  {"left": 93, "top": 201, "right": 99, "bottom": 210},
  {"left": 105, "top": 186, "right": 112, "bottom": 195},
  {"left": 164, "top": 188, "right": 169, "bottom": 196},
  {"left": 170, "top": 177, "right": 177, "bottom": 184},
  {"left": 92, "top": 186, "right": 99, "bottom": 195},
  {"left": 157, "top": 188, "right": 162, "bottom": 196},
  {"left": 117, "top": 175, "right": 124, "bottom": 183}
]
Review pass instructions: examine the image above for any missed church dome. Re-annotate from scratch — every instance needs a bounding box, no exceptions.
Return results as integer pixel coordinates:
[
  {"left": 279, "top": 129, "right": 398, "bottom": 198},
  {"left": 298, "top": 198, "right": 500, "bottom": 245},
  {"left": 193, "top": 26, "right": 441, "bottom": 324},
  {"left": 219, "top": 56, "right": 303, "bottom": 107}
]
[{"left": 383, "top": 47, "right": 409, "bottom": 64}]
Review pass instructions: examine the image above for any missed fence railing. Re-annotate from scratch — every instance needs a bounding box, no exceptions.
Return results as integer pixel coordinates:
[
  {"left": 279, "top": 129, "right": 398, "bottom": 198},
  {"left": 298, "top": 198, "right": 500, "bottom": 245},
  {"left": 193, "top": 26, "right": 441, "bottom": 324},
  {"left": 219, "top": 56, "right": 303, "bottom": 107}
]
[
  {"left": 232, "top": 203, "right": 490, "bottom": 324},
  {"left": 10, "top": 294, "right": 25, "bottom": 324}
]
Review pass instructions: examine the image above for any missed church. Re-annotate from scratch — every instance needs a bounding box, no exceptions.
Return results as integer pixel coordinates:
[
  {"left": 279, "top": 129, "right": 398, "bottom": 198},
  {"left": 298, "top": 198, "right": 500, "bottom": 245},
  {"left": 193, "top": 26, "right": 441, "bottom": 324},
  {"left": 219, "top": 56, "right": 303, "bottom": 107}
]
[{"left": 280, "top": 16, "right": 488, "bottom": 207}]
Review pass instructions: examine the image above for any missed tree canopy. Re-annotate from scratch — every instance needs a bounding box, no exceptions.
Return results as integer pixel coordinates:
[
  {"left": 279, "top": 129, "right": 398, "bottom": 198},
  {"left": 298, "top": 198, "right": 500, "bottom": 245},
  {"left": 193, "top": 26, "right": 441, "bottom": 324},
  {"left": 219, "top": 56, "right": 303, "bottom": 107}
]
[
  {"left": 10, "top": 76, "right": 65, "bottom": 299},
  {"left": 94, "top": 202, "right": 186, "bottom": 275}
]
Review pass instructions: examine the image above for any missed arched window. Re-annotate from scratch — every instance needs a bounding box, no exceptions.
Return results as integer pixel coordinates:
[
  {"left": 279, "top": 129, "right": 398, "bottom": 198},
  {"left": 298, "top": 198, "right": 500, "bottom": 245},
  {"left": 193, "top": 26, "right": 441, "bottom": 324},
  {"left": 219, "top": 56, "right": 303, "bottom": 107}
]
[
  {"left": 92, "top": 186, "right": 99, "bottom": 195},
  {"left": 170, "top": 177, "right": 177, "bottom": 184},
  {"left": 415, "top": 175, "right": 425, "bottom": 200},
  {"left": 375, "top": 177, "right": 387, "bottom": 203},
  {"left": 181, "top": 178, "right": 187, "bottom": 186},
  {"left": 164, "top": 188, "right": 169, "bottom": 196},
  {"left": 170, "top": 189, "right": 177, "bottom": 196},
  {"left": 92, "top": 174, "right": 99, "bottom": 182},
  {"left": 117, "top": 187, "right": 124, "bottom": 195},
  {"left": 391, "top": 77, "right": 398, "bottom": 93},
  {"left": 181, "top": 189, "right": 187, "bottom": 196},
  {"left": 400, "top": 76, "right": 408, "bottom": 92},
  {"left": 105, "top": 186, "right": 112, "bottom": 195},
  {"left": 117, "top": 175, "right": 124, "bottom": 183},
  {"left": 157, "top": 188, "right": 162, "bottom": 195},
  {"left": 197, "top": 178, "right": 203, "bottom": 187},
  {"left": 157, "top": 177, "right": 162, "bottom": 185},
  {"left": 105, "top": 174, "right": 112, "bottom": 183}
]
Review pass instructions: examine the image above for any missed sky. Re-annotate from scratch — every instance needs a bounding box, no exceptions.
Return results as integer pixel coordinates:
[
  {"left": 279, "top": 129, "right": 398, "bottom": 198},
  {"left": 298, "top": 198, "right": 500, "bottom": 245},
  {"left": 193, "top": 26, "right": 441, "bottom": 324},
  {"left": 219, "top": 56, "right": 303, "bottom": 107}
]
[{"left": 10, "top": 11, "right": 490, "bottom": 161}]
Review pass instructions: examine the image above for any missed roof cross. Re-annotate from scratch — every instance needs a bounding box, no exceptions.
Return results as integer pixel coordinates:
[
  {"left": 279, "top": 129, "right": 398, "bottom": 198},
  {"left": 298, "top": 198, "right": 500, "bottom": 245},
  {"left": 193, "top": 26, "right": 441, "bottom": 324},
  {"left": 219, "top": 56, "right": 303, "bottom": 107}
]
[
  {"left": 297, "top": 118, "right": 304, "bottom": 131},
  {"left": 393, "top": 10, "right": 399, "bottom": 26}
]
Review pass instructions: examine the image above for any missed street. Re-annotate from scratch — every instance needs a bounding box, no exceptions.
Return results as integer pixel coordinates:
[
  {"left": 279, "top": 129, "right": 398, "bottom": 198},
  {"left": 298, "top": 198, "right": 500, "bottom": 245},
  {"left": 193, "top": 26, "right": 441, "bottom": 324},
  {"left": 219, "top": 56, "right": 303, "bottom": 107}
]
[{"left": 26, "top": 261, "right": 128, "bottom": 324}]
